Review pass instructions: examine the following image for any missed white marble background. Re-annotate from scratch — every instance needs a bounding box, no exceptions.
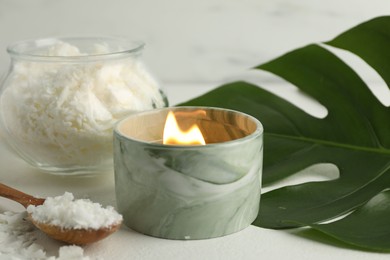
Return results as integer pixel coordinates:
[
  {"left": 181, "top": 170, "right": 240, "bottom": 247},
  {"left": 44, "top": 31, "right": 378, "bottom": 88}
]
[
  {"left": 1, "top": 2, "right": 390, "bottom": 259},
  {"left": 1, "top": 0, "right": 389, "bottom": 86}
]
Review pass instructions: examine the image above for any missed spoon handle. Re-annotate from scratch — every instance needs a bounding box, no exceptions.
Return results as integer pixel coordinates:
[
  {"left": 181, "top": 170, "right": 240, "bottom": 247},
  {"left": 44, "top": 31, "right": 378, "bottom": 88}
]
[{"left": 0, "top": 183, "right": 45, "bottom": 208}]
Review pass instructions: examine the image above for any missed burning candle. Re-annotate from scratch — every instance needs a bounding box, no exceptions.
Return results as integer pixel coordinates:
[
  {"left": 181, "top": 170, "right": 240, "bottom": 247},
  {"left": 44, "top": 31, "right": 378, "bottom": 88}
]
[
  {"left": 114, "top": 107, "right": 263, "bottom": 240},
  {"left": 163, "top": 111, "right": 206, "bottom": 145}
]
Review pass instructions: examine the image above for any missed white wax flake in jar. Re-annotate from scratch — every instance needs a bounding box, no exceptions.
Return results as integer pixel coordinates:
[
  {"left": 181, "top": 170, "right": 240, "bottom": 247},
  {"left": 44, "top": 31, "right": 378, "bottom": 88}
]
[
  {"left": 0, "top": 37, "right": 168, "bottom": 174},
  {"left": 27, "top": 192, "right": 123, "bottom": 230}
]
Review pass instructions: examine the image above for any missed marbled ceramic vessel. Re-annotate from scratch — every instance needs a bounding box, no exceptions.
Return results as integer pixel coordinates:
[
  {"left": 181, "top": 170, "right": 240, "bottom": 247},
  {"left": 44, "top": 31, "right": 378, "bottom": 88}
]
[{"left": 114, "top": 106, "right": 263, "bottom": 239}]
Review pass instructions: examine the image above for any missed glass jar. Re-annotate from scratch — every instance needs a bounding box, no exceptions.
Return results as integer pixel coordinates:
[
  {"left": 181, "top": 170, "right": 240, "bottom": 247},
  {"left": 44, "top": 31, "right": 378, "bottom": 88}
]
[{"left": 0, "top": 36, "right": 168, "bottom": 175}]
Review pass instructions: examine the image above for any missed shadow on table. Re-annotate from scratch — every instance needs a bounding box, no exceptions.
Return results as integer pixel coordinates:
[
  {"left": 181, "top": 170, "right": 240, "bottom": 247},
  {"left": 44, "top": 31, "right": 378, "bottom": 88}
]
[{"left": 288, "top": 228, "right": 388, "bottom": 253}]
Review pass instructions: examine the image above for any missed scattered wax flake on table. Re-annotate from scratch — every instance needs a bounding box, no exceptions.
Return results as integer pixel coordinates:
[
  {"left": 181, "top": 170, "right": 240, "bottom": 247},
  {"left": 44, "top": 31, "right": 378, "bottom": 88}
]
[
  {"left": 0, "top": 211, "right": 95, "bottom": 260},
  {"left": 0, "top": 211, "right": 46, "bottom": 259},
  {"left": 52, "top": 246, "right": 95, "bottom": 260},
  {"left": 27, "top": 192, "right": 123, "bottom": 229}
]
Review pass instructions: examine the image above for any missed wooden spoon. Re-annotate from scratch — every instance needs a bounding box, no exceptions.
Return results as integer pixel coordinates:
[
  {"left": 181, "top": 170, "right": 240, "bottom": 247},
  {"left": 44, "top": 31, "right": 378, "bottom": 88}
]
[{"left": 0, "top": 183, "right": 121, "bottom": 245}]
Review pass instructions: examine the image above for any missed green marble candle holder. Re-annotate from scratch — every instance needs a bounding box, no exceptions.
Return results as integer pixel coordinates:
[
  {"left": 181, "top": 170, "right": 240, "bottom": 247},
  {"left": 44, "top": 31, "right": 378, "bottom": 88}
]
[{"left": 114, "top": 106, "right": 263, "bottom": 240}]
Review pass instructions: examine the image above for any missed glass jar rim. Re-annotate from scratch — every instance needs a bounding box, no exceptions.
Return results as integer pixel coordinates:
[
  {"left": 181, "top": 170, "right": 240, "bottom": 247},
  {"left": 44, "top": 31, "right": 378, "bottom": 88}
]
[{"left": 7, "top": 36, "right": 145, "bottom": 62}]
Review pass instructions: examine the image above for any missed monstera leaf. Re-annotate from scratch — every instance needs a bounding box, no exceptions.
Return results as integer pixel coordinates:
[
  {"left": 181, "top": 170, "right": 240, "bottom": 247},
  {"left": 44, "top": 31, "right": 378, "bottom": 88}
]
[{"left": 180, "top": 16, "right": 390, "bottom": 251}]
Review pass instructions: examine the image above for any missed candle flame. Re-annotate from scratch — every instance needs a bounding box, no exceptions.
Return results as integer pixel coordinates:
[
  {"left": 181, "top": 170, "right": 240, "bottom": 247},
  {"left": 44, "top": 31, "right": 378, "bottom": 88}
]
[{"left": 163, "top": 111, "right": 206, "bottom": 145}]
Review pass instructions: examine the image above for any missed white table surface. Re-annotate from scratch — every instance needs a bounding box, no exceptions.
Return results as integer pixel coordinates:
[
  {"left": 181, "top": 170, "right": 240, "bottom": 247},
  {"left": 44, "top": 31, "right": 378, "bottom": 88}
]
[
  {"left": 1, "top": 1, "right": 390, "bottom": 258},
  {"left": 0, "top": 82, "right": 389, "bottom": 259}
]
